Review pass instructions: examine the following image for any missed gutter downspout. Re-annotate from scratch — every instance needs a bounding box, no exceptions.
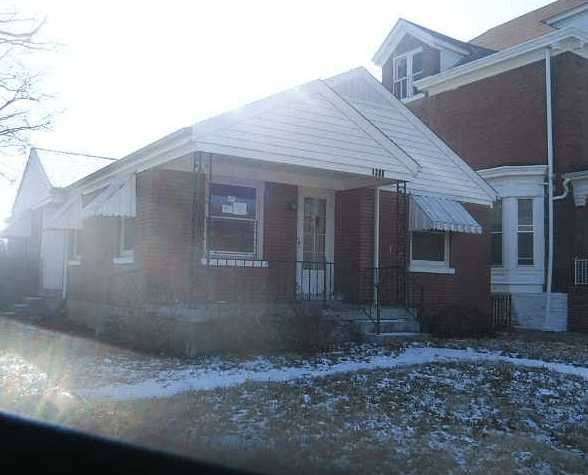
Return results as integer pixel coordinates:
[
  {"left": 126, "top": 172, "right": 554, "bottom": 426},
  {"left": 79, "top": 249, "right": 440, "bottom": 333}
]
[
  {"left": 373, "top": 187, "right": 380, "bottom": 333},
  {"left": 545, "top": 47, "right": 555, "bottom": 330}
]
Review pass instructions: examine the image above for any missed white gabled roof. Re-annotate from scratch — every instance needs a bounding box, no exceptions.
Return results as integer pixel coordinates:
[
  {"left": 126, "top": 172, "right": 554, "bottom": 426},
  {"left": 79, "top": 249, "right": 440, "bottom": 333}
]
[
  {"left": 10, "top": 148, "right": 116, "bottom": 218},
  {"left": 33, "top": 148, "right": 115, "bottom": 188},
  {"left": 192, "top": 79, "right": 420, "bottom": 182},
  {"left": 326, "top": 68, "right": 496, "bottom": 205}
]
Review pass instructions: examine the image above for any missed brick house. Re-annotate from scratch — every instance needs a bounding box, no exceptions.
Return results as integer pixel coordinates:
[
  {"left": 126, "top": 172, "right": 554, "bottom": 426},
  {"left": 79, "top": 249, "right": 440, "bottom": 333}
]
[
  {"left": 15, "top": 69, "right": 494, "bottom": 354},
  {"left": 372, "top": 0, "right": 588, "bottom": 331}
]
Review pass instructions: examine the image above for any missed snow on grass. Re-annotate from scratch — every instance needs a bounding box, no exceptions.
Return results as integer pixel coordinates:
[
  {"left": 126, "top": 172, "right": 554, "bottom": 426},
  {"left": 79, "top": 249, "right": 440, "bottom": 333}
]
[{"left": 78, "top": 346, "right": 588, "bottom": 401}]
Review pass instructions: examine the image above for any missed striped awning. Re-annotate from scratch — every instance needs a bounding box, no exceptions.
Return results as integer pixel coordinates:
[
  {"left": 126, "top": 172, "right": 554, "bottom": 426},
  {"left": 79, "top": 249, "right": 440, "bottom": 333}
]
[
  {"left": 409, "top": 195, "right": 482, "bottom": 234},
  {"left": 82, "top": 175, "right": 136, "bottom": 219},
  {"left": 1, "top": 213, "right": 31, "bottom": 238},
  {"left": 44, "top": 196, "right": 83, "bottom": 230}
]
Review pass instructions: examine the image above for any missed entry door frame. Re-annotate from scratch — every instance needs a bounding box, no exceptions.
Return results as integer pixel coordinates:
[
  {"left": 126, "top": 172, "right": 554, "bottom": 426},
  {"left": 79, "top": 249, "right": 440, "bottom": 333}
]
[{"left": 296, "top": 187, "right": 336, "bottom": 297}]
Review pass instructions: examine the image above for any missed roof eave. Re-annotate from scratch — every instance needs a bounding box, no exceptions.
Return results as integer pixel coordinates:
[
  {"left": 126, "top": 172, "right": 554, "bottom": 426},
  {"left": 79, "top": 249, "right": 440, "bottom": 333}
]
[{"left": 416, "top": 26, "right": 588, "bottom": 92}]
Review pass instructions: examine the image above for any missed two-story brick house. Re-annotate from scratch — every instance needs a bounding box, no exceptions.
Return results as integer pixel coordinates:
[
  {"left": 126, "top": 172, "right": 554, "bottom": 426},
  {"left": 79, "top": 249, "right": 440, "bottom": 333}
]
[{"left": 373, "top": 0, "right": 588, "bottom": 331}]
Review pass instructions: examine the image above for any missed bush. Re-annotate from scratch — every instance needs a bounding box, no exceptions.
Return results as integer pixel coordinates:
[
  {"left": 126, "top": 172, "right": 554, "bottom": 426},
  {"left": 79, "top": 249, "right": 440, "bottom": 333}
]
[{"left": 430, "top": 305, "right": 493, "bottom": 338}]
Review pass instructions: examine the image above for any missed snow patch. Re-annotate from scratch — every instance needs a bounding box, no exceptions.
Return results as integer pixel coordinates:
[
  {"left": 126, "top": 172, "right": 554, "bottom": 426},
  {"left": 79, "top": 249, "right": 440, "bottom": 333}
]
[{"left": 77, "top": 347, "right": 588, "bottom": 401}]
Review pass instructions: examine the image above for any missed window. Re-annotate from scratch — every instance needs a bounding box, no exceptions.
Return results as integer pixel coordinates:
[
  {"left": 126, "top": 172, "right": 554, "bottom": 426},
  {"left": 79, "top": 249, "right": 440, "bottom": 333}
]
[
  {"left": 412, "top": 231, "right": 445, "bottom": 262},
  {"left": 207, "top": 183, "right": 259, "bottom": 258},
  {"left": 68, "top": 229, "right": 82, "bottom": 262},
  {"left": 490, "top": 200, "right": 503, "bottom": 266},
  {"left": 517, "top": 199, "right": 534, "bottom": 266},
  {"left": 393, "top": 49, "right": 424, "bottom": 100},
  {"left": 116, "top": 217, "right": 135, "bottom": 262},
  {"left": 410, "top": 231, "right": 453, "bottom": 274}
]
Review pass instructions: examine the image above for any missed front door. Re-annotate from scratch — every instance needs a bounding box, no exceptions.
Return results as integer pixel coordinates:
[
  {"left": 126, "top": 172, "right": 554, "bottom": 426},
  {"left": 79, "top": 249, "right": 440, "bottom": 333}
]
[{"left": 296, "top": 188, "right": 335, "bottom": 300}]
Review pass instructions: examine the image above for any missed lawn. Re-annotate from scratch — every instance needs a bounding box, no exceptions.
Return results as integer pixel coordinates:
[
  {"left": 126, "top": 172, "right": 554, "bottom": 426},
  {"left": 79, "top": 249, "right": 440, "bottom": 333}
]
[{"left": 0, "top": 317, "right": 586, "bottom": 474}]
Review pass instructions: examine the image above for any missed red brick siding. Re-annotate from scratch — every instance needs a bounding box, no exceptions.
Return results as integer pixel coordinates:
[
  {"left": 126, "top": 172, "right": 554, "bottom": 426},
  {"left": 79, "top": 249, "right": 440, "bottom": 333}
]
[
  {"left": 335, "top": 187, "right": 375, "bottom": 302},
  {"left": 408, "top": 61, "right": 548, "bottom": 170},
  {"left": 411, "top": 204, "right": 492, "bottom": 315},
  {"left": 553, "top": 53, "right": 588, "bottom": 297},
  {"left": 569, "top": 288, "right": 588, "bottom": 332}
]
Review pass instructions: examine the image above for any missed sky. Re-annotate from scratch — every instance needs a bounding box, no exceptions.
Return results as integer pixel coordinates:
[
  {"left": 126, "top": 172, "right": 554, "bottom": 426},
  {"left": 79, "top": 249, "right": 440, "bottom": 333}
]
[{"left": 0, "top": 0, "right": 553, "bottom": 223}]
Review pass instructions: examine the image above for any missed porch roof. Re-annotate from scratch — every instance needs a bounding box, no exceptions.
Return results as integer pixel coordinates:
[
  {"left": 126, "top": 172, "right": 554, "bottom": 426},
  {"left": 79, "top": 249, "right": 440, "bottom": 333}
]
[
  {"left": 0, "top": 213, "right": 31, "bottom": 238},
  {"left": 409, "top": 195, "right": 482, "bottom": 234}
]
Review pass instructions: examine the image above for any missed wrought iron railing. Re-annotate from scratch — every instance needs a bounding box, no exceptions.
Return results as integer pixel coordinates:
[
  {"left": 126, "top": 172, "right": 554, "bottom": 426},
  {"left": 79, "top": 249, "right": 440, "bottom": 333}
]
[
  {"left": 491, "top": 293, "right": 512, "bottom": 330},
  {"left": 574, "top": 258, "right": 588, "bottom": 285}
]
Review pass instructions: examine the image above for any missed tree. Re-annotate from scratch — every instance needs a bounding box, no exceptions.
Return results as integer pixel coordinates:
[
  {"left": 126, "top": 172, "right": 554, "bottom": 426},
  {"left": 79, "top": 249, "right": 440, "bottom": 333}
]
[{"left": 0, "top": 9, "right": 51, "bottom": 154}]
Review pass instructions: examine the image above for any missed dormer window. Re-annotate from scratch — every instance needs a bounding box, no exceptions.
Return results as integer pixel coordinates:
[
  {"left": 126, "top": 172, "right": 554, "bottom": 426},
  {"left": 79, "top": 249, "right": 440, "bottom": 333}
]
[{"left": 393, "top": 48, "right": 424, "bottom": 100}]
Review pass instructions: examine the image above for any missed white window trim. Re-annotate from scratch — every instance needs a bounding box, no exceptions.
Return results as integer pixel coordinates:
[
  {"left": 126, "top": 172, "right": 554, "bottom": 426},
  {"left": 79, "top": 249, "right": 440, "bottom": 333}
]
[
  {"left": 204, "top": 176, "right": 265, "bottom": 261},
  {"left": 409, "top": 231, "right": 455, "bottom": 275},
  {"left": 114, "top": 217, "right": 135, "bottom": 264},
  {"left": 478, "top": 166, "right": 546, "bottom": 293},
  {"left": 393, "top": 47, "right": 424, "bottom": 101}
]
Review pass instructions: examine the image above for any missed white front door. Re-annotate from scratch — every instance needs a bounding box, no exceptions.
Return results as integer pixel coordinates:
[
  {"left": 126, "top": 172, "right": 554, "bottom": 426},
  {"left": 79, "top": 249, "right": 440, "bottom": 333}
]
[{"left": 296, "top": 188, "right": 335, "bottom": 299}]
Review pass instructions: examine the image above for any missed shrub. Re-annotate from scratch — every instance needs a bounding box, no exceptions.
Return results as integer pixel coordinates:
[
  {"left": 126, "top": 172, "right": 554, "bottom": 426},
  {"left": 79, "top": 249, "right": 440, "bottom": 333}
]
[{"left": 430, "top": 305, "right": 493, "bottom": 338}]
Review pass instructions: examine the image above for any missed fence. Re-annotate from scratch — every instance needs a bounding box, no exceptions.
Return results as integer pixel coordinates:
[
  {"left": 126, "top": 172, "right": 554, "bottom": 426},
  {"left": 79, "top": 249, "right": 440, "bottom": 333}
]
[{"left": 491, "top": 293, "right": 512, "bottom": 330}]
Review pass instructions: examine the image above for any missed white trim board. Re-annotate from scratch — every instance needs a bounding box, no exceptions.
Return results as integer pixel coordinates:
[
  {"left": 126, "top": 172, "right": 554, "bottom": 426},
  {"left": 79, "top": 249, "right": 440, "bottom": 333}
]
[{"left": 415, "top": 26, "right": 588, "bottom": 96}]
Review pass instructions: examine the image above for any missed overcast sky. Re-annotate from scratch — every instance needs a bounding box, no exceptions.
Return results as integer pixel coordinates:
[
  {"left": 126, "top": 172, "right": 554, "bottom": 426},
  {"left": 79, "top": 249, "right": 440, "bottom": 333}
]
[{"left": 0, "top": 0, "right": 553, "bottom": 223}]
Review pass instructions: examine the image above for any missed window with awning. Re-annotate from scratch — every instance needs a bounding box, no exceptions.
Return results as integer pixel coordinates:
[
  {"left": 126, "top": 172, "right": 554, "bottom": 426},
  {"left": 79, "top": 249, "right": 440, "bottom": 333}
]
[{"left": 409, "top": 195, "right": 482, "bottom": 234}]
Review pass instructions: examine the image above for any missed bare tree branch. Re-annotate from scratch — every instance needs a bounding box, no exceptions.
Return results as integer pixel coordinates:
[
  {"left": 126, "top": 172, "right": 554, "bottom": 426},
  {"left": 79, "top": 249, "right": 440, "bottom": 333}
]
[{"left": 0, "top": 10, "right": 55, "bottom": 152}]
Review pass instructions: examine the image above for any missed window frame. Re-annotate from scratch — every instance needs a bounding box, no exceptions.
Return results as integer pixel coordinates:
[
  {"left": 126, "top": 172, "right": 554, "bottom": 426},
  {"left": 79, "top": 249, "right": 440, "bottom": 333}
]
[
  {"left": 516, "top": 198, "right": 534, "bottom": 267},
  {"left": 409, "top": 230, "right": 455, "bottom": 274},
  {"left": 114, "top": 217, "right": 135, "bottom": 265},
  {"left": 392, "top": 47, "right": 424, "bottom": 101},
  {"left": 67, "top": 229, "right": 82, "bottom": 266},
  {"left": 204, "top": 177, "right": 264, "bottom": 261},
  {"left": 490, "top": 199, "right": 503, "bottom": 267}
]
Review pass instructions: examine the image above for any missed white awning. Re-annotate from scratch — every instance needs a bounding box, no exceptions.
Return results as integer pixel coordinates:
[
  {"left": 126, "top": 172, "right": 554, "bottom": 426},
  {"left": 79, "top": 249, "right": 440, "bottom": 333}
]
[
  {"left": 45, "top": 196, "right": 82, "bottom": 230},
  {"left": 409, "top": 195, "right": 482, "bottom": 234},
  {"left": 1, "top": 213, "right": 31, "bottom": 238},
  {"left": 82, "top": 175, "right": 136, "bottom": 219}
]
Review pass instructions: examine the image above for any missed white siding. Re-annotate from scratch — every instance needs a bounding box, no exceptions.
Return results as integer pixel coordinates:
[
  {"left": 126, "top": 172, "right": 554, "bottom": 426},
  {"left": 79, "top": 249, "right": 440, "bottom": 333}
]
[
  {"left": 326, "top": 70, "right": 494, "bottom": 204},
  {"left": 40, "top": 207, "right": 66, "bottom": 291},
  {"left": 553, "top": 10, "right": 588, "bottom": 32},
  {"left": 194, "top": 89, "right": 415, "bottom": 180}
]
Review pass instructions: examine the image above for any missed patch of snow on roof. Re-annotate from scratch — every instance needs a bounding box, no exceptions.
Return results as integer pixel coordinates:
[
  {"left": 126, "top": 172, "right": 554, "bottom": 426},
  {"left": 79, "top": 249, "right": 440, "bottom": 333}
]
[{"left": 34, "top": 148, "right": 116, "bottom": 189}]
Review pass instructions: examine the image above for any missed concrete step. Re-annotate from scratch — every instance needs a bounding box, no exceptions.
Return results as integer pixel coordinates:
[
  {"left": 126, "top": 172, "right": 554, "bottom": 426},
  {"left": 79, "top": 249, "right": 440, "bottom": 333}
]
[
  {"left": 358, "top": 318, "right": 420, "bottom": 334},
  {"left": 12, "top": 303, "right": 31, "bottom": 315},
  {"left": 364, "top": 332, "right": 422, "bottom": 344}
]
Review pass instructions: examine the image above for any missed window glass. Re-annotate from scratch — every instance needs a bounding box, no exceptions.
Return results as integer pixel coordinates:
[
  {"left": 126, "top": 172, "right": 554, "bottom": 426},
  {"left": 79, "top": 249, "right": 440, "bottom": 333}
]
[
  {"left": 490, "top": 200, "right": 502, "bottom": 266},
  {"left": 69, "top": 229, "right": 82, "bottom": 259},
  {"left": 412, "top": 231, "right": 445, "bottom": 262},
  {"left": 517, "top": 199, "right": 534, "bottom": 265},
  {"left": 210, "top": 184, "right": 256, "bottom": 219},
  {"left": 122, "top": 218, "right": 135, "bottom": 252},
  {"left": 208, "top": 183, "right": 258, "bottom": 256}
]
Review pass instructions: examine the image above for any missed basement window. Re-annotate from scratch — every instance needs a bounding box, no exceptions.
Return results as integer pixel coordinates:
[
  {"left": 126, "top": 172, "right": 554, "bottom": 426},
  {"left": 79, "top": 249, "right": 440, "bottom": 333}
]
[{"left": 206, "top": 181, "right": 263, "bottom": 259}]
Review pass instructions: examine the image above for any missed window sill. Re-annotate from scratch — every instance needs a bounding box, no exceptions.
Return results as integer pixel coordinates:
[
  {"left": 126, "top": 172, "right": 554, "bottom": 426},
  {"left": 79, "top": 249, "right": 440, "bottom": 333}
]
[
  {"left": 113, "top": 256, "right": 134, "bottom": 265},
  {"left": 402, "top": 92, "right": 425, "bottom": 104},
  {"left": 201, "top": 257, "right": 268, "bottom": 268},
  {"left": 68, "top": 259, "right": 81, "bottom": 267},
  {"left": 410, "top": 263, "right": 455, "bottom": 275}
]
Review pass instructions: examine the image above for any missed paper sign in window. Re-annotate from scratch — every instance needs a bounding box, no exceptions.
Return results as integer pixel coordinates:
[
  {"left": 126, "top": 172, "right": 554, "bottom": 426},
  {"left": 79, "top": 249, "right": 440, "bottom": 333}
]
[{"left": 232, "top": 202, "right": 247, "bottom": 216}]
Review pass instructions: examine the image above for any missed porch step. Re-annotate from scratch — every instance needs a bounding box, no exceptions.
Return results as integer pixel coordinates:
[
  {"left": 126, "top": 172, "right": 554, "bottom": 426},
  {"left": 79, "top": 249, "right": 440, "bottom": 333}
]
[
  {"left": 364, "top": 332, "right": 423, "bottom": 344},
  {"left": 12, "top": 303, "right": 32, "bottom": 315},
  {"left": 359, "top": 318, "right": 420, "bottom": 334}
]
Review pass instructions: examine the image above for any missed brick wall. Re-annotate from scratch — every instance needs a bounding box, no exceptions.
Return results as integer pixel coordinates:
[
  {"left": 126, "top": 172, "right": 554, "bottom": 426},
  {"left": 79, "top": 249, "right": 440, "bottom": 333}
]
[
  {"left": 408, "top": 61, "right": 548, "bottom": 170},
  {"left": 335, "top": 187, "right": 375, "bottom": 302}
]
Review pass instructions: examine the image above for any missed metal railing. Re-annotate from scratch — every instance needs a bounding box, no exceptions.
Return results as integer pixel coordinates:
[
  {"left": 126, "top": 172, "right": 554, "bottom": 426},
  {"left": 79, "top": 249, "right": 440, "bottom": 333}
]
[
  {"left": 491, "top": 293, "right": 512, "bottom": 330},
  {"left": 574, "top": 258, "right": 588, "bottom": 285}
]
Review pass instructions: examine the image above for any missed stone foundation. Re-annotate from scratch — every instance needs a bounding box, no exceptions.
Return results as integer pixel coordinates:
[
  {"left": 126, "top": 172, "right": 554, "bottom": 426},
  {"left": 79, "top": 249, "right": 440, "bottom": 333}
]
[
  {"left": 511, "top": 293, "right": 568, "bottom": 332},
  {"left": 66, "top": 299, "right": 363, "bottom": 356}
]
